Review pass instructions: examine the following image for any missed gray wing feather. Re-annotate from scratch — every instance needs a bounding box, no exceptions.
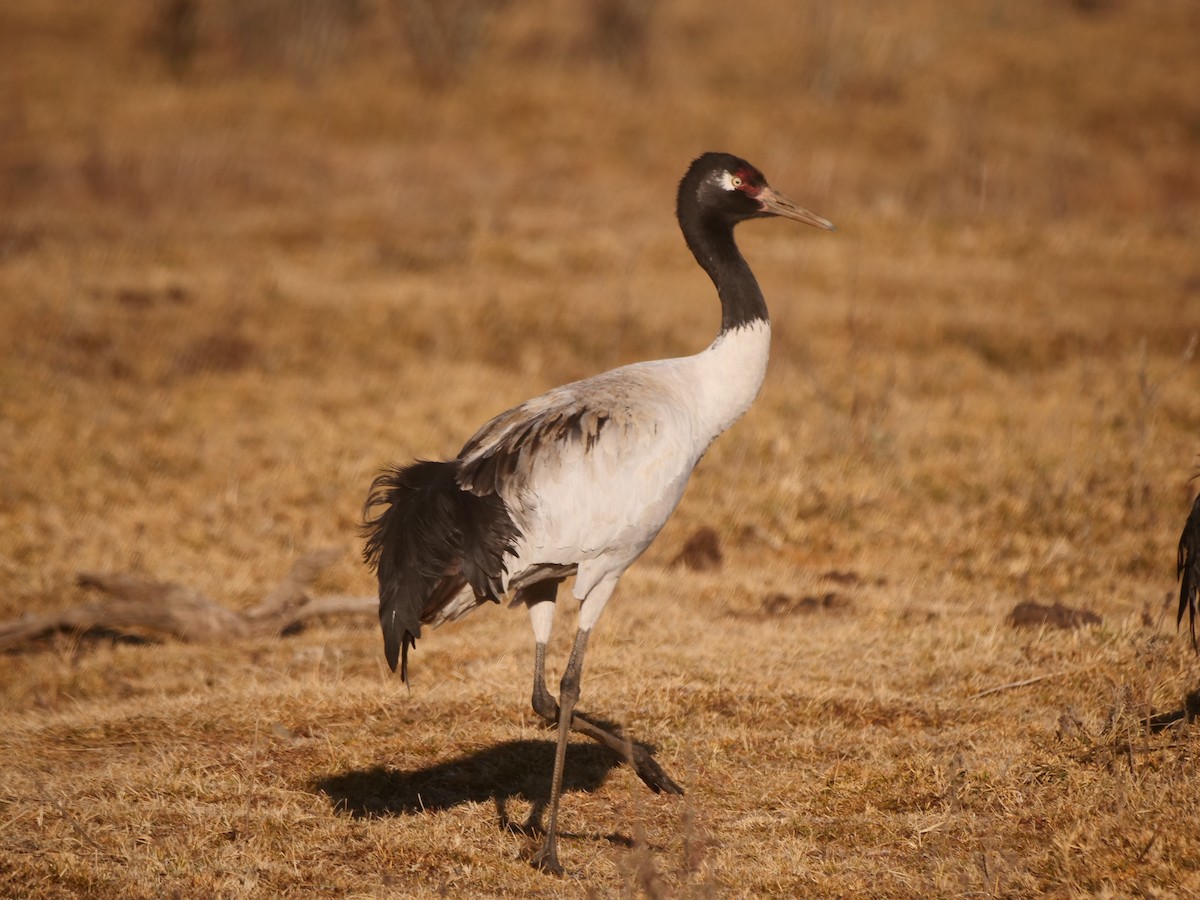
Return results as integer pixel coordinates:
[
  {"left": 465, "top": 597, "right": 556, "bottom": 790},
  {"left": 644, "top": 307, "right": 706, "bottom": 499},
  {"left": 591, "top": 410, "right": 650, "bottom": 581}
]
[{"left": 457, "top": 385, "right": 621, "bottom": 497}]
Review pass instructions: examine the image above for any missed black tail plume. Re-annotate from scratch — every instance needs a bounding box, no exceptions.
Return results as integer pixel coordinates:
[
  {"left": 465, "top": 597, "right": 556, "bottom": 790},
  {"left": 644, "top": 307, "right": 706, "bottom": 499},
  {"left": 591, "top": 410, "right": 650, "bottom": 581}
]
[
  {"left": 1178, "top": 492, "right": 1200, "bottom": 650},
  {"left": 362, "top": 460, "right": 519, "bottom": 681}
]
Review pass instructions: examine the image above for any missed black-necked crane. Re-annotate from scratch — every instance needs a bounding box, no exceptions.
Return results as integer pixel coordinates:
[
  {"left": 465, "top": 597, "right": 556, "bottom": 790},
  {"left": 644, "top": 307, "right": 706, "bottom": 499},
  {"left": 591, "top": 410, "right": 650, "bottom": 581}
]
[
  {"left": 362, "top": 152, "right": 834, "bottom": 873},
  {"left": 1178, "top": 491, "right": 1200, "bottom": 646}
]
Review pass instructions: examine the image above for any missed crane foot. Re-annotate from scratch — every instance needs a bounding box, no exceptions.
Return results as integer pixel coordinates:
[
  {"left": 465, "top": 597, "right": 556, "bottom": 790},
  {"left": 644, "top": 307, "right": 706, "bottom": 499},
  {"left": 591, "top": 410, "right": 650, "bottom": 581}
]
[{"left": 530, "top": 841, "right": 564, "bottom": 875}]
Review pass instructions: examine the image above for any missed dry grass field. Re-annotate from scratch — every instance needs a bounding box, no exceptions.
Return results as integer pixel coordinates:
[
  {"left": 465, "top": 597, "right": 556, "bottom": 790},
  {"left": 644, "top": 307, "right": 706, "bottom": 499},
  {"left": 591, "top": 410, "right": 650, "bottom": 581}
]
[{"left": 3, "top": 0, "right": 1200, "bottom": 896}]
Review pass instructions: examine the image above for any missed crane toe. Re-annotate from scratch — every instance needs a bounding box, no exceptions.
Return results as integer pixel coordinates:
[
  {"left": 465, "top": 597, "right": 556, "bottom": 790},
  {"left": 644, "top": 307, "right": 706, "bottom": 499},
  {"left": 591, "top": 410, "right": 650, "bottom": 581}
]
[
  {"left": 626, "top": 746, "right": 684, "bottom": 795},
  {"left": 530, "top": 843, "right": 565, "bottom": 875}
]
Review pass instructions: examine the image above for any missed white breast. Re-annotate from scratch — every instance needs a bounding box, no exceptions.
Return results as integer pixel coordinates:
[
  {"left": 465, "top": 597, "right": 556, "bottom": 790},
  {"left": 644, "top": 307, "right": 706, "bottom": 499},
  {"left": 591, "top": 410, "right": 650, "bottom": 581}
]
[{"left": 502, "top": 320, "right": 772, "bottom": 598}]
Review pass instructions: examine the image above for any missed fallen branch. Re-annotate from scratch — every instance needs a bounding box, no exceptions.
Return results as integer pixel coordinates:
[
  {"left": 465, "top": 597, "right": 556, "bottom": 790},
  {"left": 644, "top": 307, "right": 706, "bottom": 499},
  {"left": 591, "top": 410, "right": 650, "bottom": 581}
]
[{"left": 0, "top": 548, "right": 375, "bottom": 652}]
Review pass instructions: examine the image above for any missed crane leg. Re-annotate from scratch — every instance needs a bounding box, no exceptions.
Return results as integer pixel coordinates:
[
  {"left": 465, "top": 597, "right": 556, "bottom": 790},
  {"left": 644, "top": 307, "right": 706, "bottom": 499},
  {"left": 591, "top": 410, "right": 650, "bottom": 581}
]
[
  {"left": 531, "top": 639, "right": 683, "bottom": 796},
  {"left": 531, "top": 627, "right": 589, "bottom": 873},
  {"left": 531, "top": 641, "right": 559, "bottom": 722},
  {"left": 520, "top": 580, "right": 682, "bottom": 872}
]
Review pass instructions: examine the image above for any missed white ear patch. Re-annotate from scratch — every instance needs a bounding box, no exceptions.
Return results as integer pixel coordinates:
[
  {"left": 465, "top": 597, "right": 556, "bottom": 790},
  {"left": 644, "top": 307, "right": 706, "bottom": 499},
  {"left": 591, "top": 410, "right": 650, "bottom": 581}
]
[{"left": 716, "top": 171, "right": 738, "bottom": 191}]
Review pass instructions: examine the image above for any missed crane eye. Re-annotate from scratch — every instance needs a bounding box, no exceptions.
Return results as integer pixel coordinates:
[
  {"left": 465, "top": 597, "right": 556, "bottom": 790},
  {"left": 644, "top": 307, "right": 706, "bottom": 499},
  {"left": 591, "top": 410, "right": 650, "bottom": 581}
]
[{"left": 730, "top": 175, "right": 743, "bottom": 188}]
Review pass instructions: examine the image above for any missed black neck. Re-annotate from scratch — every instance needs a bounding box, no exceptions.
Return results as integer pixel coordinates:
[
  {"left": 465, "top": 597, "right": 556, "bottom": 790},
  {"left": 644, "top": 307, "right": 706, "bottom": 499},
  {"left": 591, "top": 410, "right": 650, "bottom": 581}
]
[{"left": 682, "top": 214, "right": 769, "bottom": 334}]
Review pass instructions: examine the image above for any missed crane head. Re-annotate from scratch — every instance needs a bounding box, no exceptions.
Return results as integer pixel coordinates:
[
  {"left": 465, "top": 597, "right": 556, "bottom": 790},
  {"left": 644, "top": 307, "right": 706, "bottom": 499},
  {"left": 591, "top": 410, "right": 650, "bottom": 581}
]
[{"left": 681, "top": 151, "right": 835, "bottom": 232}]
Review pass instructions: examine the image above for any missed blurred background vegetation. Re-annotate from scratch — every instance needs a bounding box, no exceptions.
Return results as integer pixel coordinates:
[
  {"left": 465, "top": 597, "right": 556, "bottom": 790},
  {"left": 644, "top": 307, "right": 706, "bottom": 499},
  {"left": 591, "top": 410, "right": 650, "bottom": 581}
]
[{"left": 4, "top": 0, "right": 1199, "bottom": 234}]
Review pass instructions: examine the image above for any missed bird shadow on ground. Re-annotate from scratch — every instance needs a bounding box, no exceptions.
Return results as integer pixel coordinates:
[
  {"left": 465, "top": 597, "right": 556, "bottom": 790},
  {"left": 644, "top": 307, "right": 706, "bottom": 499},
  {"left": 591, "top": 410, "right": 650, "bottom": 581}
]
[{"left": 314, "top": 738, "right": 635, "bottom": 843}]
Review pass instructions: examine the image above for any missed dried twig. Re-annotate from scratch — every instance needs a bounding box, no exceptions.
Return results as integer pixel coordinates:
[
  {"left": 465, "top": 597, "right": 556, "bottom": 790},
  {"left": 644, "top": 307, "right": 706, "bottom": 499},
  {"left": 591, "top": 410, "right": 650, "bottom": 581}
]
[
  {"left": 37, "top": 784, "right": 107, "bottom": 855},
  {"left": 970, "top": 671, "right": 1067, "bottom": 700}
]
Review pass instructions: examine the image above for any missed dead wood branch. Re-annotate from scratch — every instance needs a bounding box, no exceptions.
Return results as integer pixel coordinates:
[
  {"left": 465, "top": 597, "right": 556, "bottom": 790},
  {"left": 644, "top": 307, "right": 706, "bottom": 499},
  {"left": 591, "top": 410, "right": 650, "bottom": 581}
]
[{"left": 0, "top": 548, "right": 375, "bottom": 652}]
